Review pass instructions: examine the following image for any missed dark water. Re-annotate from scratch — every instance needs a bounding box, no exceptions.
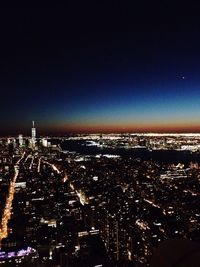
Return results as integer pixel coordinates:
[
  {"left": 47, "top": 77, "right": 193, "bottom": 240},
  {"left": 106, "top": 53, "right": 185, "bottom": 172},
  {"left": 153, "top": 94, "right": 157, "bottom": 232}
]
[{"left": 56, "top": 140, "right": 200, "bottom": 164}]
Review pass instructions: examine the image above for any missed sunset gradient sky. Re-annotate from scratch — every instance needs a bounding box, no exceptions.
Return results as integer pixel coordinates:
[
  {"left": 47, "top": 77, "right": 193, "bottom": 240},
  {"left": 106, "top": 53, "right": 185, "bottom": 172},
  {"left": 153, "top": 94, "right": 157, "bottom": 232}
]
[{"left": 1, "top": 4, "right": 200, "bottom": 135}]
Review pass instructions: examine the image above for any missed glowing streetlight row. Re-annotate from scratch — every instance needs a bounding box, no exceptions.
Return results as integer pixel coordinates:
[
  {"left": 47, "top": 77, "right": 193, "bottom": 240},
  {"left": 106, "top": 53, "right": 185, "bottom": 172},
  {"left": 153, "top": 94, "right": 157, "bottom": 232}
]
[{"left": 0, "top": 152, "right": 25, "bottom": 244}]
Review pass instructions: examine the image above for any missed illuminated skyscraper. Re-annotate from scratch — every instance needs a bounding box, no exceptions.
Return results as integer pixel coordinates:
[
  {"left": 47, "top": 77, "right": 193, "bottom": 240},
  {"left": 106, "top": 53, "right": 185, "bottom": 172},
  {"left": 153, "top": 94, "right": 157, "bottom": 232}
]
[
  {"left": 18, "top": 134, "right": 23, "bottom": 147},
  {"left": 31, "top": 121, "right": 36, "bottom": 148},
  {"left": 41, "top": 138, "right": 48, "bottom": 147}
]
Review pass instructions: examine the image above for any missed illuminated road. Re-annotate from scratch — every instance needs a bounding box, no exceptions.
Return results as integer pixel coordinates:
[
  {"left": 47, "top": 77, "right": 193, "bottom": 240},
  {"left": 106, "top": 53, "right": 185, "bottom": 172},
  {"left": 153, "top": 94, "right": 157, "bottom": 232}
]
[
  {"left": 144, "top": 198, "right": 161, "bottom": 209},
  {"left": 68, "top": 179, "right": 89, "bottom": 206},
  {"left": 43, "top": 160, "right": 89, "bottom": 205},
  {"left": 0, "top": 151, "right": 90, "bottom": 251},
  {"left": 37, "top": 157, "right": 42, "bottom": 173},
  {"left": 0, "top": 152, "right": 25, "bottom": 244},
  {"left": 75, "top": 190, "right": 89, "bottom": 206},
  {"left": 29, "top": 156, "right": 34, "bottom": 170},
  {"left": 24, "top": 154, "right": 31, "bottom": 163},
  {"left": 42, "top": 160, "right": 61, "bottom": 174},
  {"left": 16, "top": 152, "right": 25, "bottom": 165},
  {"left": 63, "top": 172, "right": 68, "bottom": 182},
  {"left": 65, "top": 174, "right": 89, "bottom": 205}
]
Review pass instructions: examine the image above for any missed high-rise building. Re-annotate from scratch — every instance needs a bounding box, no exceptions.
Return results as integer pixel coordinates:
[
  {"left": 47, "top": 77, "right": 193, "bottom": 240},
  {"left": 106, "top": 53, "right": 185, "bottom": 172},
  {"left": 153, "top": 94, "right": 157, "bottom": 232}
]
[
  {"left": 31, "top": 121, "right": 36, "bottom": 148},
  {"left": 18, "top": 134, "right": 23, "bottom": 147},
  {"left": 41, "top": 138, "right": 48, "bottom": 147}
]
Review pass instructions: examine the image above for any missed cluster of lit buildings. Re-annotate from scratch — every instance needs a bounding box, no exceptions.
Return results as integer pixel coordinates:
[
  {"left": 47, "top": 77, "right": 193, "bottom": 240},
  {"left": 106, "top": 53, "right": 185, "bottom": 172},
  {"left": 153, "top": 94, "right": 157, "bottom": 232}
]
[
  {"left": 1, "top": 127, "right": 200, "bottom": 266},
  {"left": 67, "top": 132, "right": 200, "bottom": 152}
]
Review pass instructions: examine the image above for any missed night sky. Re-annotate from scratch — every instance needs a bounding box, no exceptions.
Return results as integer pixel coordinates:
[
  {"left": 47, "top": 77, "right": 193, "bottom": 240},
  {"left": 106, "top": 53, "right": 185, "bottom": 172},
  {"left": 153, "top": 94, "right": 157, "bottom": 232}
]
[{"left": 1, "top": 3, "right": 200, "bottom": 135}]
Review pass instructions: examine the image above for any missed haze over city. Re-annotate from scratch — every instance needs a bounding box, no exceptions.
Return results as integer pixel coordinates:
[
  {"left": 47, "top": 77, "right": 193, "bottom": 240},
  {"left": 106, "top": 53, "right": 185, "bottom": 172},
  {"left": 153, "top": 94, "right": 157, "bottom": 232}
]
[{"left": 1, "top": 4, "right": 200, "bottom": 135}]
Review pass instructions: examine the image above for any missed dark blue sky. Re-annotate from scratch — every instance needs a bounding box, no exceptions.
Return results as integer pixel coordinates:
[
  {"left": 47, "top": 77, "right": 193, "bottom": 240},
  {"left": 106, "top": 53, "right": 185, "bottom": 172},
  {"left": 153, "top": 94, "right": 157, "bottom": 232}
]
[{"left": 1, "top": 3, "right": 200, "bottom": 135}]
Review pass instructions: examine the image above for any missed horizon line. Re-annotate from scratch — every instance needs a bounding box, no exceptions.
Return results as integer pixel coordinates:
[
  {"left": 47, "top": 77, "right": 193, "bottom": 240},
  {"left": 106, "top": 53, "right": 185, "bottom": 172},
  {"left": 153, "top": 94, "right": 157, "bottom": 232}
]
[{"left": 2, "top": 132, "right": 200, "bottom": 138}]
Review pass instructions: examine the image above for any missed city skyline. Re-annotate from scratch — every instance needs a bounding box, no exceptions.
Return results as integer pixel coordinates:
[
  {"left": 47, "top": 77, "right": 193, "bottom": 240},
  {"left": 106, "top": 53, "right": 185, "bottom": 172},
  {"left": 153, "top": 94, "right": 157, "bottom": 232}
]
[
  {"left": 1, "top": 130, "right": 200, "bottom": 266},
  {"left": 1, "top": 4, "right": 200, "bottom": 134},
  {"left": 2, "top": 5, "right": 200, "bottom": 267}
]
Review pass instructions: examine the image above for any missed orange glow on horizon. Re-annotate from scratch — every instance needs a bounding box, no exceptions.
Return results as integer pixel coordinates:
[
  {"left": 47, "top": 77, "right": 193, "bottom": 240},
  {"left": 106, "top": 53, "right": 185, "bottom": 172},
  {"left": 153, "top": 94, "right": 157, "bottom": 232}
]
[{"left": 41, "top": 121, "right": 200, "bottom": 134}]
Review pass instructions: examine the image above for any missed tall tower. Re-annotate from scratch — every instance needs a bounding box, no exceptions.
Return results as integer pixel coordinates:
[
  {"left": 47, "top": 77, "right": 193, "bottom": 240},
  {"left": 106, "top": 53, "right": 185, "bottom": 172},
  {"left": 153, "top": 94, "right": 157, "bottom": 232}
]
[{"left": 31, "top": 121, "right": 36, "bottom": 147}]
